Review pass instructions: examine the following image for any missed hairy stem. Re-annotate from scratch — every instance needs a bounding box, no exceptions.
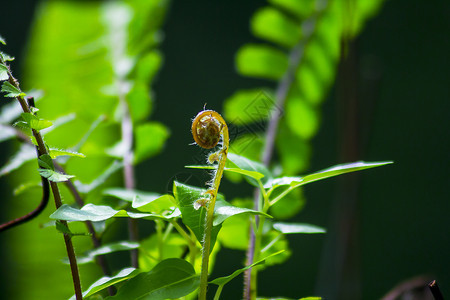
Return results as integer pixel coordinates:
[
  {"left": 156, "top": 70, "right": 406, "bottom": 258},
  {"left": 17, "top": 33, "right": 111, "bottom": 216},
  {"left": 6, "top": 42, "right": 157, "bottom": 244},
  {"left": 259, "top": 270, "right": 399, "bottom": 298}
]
[{"left": 196, "top": 111, "right": 229, "bottom": 300}]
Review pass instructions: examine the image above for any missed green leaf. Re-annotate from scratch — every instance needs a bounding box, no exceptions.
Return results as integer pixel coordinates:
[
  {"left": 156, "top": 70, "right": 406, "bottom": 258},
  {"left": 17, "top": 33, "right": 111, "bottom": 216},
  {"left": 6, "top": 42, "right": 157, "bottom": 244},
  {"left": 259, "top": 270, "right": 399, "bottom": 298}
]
[
  {"left": 273, "top": 222, "right": 326, "bottom": 234},
  {"left": 285, "top": 96, "right": 320, "bottom": 140},
  {"left": 251, "top": 7, "right": 302, "bottom": 48},
  {"left": 69, "top": 267, "right": 140, "bottom": 300},
  {"left": 186, "top": 165, "right": 265, "bottom": 182},
  {"left": 236, "top": 44, "right": 288, "bottom": 80},
  {"left": 108, "top": 258, "right": 199, "bottom": 300},
  {"left": 134, "top": 122, "right": 170, "bottom": 164},
  {"left": 0, "top": 144, "right": 36, "bottom": 176},
  {"left": 50, "top": 203, "right": 167, "bottom": 222},
  {"left": 38, "top": 154, "right": 54, "bottom": 170},
  {"left": 269, "top": 161, "right": 393, "bottom": 190},
  {"left": 133, "top": 194, "right": 176, "bottom": 214},
  {"left": 276, "top": 120, "right": 311, "bottom": 175},
  {"left": 126, "top": 81, "right": 152, "bottom": 123},
  {"left": 269, "top": 187, "right": 305, "bottom": 219},
  {"left": 48, "top": 148, "right": 85, "bottom": 159},
  {"left": 223, "top": 89, "right": 276, "bottom": 126},
  {"left": 227, "top": 152, "right": 272, "bottom": 187},
  {"left": 173, "top": 182, "right": 269, "bottom": 247},
  {"left": 0, "top": 36, "right": 5, "bottom": 45},
  {"left": 75, "top": 241, "right": 140, "bottom": 264},
  {"left": 74, "top": 160, "right": 123, "bottom": 194},
  {"left": 268, "top": 0, "right": 316, "bottom": 20},
  {"left": 138, "top": 234, "right": 187, "bottom": 272},
  {"left": 210, "top": 250, "right": 284, "bottom": 286},
  {"left": 218, "top": 212, "right": 249, "bottom": 250},
  {"left": 173, "top": 181, "right": 222, "bottom": 248},
  {"left": 21, "top": 112, "right": 53, "bottom": 131},
  {"left": 2, "top": 81, "right": 25, "bottom": 98},
  {"left": 0, "top": 63, "right": 8, "bottom": 81},
  {"left": 103, "top": 188, "right": 176, "bottom": 214},
  {"left": 39, "top": 169, "right": 74, "bottom": 182},
  {"left": 0, "top": 125, "right": 17, "bottom": 143}
]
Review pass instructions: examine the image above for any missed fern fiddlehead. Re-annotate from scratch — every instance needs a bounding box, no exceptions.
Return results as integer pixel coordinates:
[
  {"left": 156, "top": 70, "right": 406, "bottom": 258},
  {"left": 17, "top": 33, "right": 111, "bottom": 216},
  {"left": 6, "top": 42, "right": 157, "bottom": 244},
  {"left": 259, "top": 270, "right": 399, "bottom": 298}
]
[{"left": 191, "top": 110, "right": 229, "bottom": 300}]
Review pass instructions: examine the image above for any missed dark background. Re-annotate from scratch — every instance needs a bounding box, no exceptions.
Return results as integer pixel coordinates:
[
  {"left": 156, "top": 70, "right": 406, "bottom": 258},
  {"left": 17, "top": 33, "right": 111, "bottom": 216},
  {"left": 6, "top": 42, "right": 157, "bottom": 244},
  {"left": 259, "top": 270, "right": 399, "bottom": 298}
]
[{"left": 1, "top": 0, "right": 449, "bottom": 299}]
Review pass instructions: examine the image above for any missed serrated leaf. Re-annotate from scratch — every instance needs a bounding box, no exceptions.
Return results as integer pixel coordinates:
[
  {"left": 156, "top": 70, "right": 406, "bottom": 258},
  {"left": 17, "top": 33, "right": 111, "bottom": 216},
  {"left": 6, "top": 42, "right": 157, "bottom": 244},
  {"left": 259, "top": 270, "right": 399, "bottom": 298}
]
[
  {"left": 273, "top": 222, "right": 326, "bottom": 234},
  {"left": 227, "top": 152, "right": 272, "bottom": 187},
  {"left": 251, "top": 7, "right": 302, "bottom": 48},
  {"left": 69, "top": 267, "right": 140, "bottom": 300},
  {"left": 38, "top": 154, "right": 54, "bottom": 170},
  {"left": 2, "top": 81, "right": 25, "bottom": 98},
  {"left": 48, "top": 148, "right": 85, "bottom": 159},
  {"left": 108, "top": 258, "right": 199, "bottom": 300},
  {"left": 39, "top": 168, "right": 74, "bottom": 182},
  {"left": 0, "top": 143, "right": 36, "bottom": 177},
  {"left": 0, "top": 63, "right": 9, "bottom": 81},
  {"left": 236, "top": 44, "right": 288, "bottom": 80},
  {"left": 210, "top": 250, "right": 284, "bottom": 286},
  {"left": 21, "top": 113, "right": 53, "bottom": 131},
  {"left": 134, "top": 122, "right": 170, "bottom": 164},
  {"left": 74, "top": 241, "right": 140, "bottom": 264}
]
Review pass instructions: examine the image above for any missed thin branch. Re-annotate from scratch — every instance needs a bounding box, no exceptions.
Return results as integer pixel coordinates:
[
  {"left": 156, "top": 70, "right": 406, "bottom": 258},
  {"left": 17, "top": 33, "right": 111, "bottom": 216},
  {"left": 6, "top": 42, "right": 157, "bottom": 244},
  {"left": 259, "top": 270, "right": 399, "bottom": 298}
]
[
  {"left": 0, "top": 175, "right": 49, "bottom": 232},
  {"left": 244, "top": 43, "right": 304, "bottom": 300},
  {"left": 2, "top": 59, "right": 83, "bottom": 300},
  {"left": 429, "top": 280, "right": 444, "bottom": 300}
]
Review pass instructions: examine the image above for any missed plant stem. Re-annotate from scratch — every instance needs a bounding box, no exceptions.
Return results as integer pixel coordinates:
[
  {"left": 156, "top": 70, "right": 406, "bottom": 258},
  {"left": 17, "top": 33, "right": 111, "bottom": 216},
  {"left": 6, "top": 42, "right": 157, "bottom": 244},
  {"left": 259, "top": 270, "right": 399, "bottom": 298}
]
[
  {"left": 156, "top": 219, "right": 164, "bottom": 261},
  {"left": 3, "top": 62, "right": 83, "bottom": 299},
  {"left": 244, "top": 41, "right": 304, "bottom": 300},
  {"left": 196, "top": 112, "right": 229, "bottom": 300},
  {"left": 429, "top": 280, "right": 444, "bottom": 300}
]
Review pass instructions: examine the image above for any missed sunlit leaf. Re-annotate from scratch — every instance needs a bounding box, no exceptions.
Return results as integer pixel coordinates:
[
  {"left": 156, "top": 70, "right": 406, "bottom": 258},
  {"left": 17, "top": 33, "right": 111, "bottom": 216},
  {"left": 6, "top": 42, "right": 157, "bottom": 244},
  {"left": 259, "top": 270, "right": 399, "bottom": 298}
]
[
  {"left": 273, "top": 222, "right": 326, "bottom": 234},
  {"left": 223, "top": 89, "right": 276, "bottom": 125},
  {"left": 276, "top": 118, "right": 311, "bottom": 175},
  {"left": 74, "top": 241, "right": 140, "bottom": 264},
  {"left": 74, "top": 160, "right": 123, "bottom": 194},
  {"left": 1, "top": 81, "right": 25, "bottom": 98},
  {"left": 108, "top": 258, "right": 199, "bottom": 300},
  {"left": 285, "top": 96, "right": 319, "bottom": 140},
  {"left": 251, "top": 7, "right": 302, "bottom": 48},
  {"left": 227, "top": 152, "right": 272, "bottom": 186},
  {"left": 269, "top": 161, "right": 393, "bottom": 191},
  {"left": 269, "top": 187, "right": 305, "bottom": 219},
  {"left": 236, "top": 44, "right": 288, "bottom": 80},
  {"left": 139, "top": 233, "right": 187, "bottom": 272},
  {"left": 134, "top": 122, "right": 170, "bottom": 164},
  {"left": 21, "top": 112, "right": 53, "bottom": 131},
  {"left": 0, "top": 124, "right": 16, "bottom": 142},
  {"left": 39, "top": 169, "right": 74, "bottom": 182},
  {"left": 69, "top": 267, "right": 140, "bottom": 300},
  {"left": 0, "top": 63, "right": 8, "bottom": 81},
  {"left": 0, "top": 143, "right": 36, "bottom": 177},
  {"left": 186, "top": 165, "right": 265, "bottom": 182},
  {"left": 48, "top": 148, "right": 85, "bottom": 159},
  {"left": 268, "top": 0, "right": 316, "bottom": 20},
  {"left": 50, "top": 203, "right": 152, "bottom": 222}
]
